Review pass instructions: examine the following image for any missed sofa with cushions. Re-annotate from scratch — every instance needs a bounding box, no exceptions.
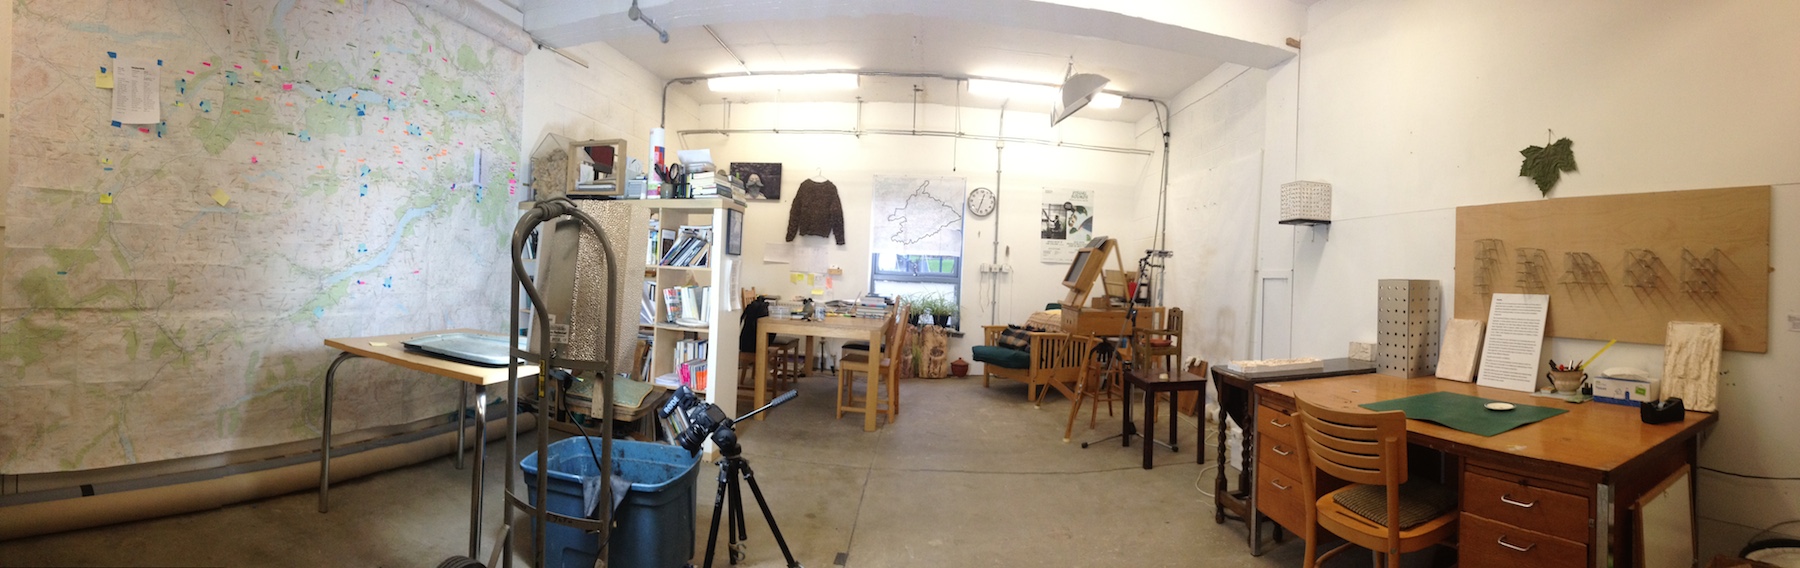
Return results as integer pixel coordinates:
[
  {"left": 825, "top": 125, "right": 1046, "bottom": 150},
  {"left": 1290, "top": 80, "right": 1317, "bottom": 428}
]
[{"left": 973, "top": 323, "right": 1097, "bottom": 407}]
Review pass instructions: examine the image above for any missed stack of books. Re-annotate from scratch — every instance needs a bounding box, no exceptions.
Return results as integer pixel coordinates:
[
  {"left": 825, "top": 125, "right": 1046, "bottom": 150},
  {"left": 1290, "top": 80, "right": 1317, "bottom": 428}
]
[
  {"left": 658, "top": 225, "right": 713, "bottom": 267},
  {"left": 855, "top": 295, "right": 889, "bottom": 319},
  {"left": 678, "top": 358, "right": 709, "bottom": 391},
  {"left": 661, "top": 285, "right": 712, "bottom": 326}
]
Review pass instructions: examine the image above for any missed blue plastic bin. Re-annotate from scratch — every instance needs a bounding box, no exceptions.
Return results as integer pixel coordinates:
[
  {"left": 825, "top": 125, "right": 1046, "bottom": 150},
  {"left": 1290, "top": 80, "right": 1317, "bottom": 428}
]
[{"left": 520, "top": 437, "right": 702, "bottom": 568}]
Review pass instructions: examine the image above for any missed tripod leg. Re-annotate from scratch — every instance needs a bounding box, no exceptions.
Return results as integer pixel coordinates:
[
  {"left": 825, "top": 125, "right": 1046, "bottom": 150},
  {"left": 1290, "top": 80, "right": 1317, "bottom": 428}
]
[
  {"left": 703, "top": 463, "right": 731, "bottom": 568},
  {"left": 737, "top": 460, "right": 802, "bottom": 568},
  {"left": 728, "top": 466, "right": 746, "bottom": 564}
]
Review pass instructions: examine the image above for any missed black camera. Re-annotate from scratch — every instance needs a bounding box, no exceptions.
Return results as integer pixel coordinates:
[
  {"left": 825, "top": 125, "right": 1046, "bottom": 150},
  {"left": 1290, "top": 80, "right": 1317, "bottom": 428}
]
[{"left": 659, "top": 386, "right": 728, "bottom": 455}]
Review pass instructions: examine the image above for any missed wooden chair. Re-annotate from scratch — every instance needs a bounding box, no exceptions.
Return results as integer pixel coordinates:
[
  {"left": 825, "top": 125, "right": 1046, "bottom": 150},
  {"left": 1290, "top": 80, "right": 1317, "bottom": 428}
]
[
  {"left": 1132, "top": 307, "right": 1182, "bottom": 377},
  {"left": 1063, "top": 338, "right": 1120, "bottom": 442},
  {"left": 838, "top": 302, "right": 909, "bottom": 423},
  {"left": 1296, "top": 397, "right": 1458, "bottom": 568}
]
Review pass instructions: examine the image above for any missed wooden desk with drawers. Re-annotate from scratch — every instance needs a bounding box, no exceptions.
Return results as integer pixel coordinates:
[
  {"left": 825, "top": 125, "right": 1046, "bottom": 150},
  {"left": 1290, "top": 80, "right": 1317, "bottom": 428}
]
[{"left": 1254, "top": 374, "right": 1715, "bottom": 568}]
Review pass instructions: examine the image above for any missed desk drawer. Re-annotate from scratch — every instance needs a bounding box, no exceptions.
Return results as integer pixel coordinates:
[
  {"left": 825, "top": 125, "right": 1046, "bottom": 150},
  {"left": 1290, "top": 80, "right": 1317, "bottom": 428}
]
[
  {"left": 1460, "top": 513, "right": 1586, "bottom": 568},
  {"left": 1257, "top": 432, "right": 1305, "bottom": 480},
  {"left": 1463, "top": 471, "right": 1589, "bottom": 536},
  {"left": 1257, "top": 403, "right": 1298, "bottom": 447},
  {"left": 1256, "top": 467, "right": 1306, "bottom": 534}
]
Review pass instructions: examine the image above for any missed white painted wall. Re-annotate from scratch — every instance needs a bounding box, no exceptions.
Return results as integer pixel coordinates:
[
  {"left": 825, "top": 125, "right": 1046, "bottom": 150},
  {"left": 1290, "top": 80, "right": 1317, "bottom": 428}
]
[
  {"left": 681, "top": 99, "right": 1149, "bottom": 366},
  {"left": 522, "top": 42, "right": 699, "bottom": 185},
  {"left": 1128, "top": 63, "right": 1271, "bottom": 372},
  {"left": 1280, "top": 0, "right": 1800, "bottom": 558}
]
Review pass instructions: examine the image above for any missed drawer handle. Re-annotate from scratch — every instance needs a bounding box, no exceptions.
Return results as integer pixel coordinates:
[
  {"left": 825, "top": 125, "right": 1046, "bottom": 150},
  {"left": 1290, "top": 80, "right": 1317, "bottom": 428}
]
[
  {"left": 1272, "top": 445, "right": 1292, "bottom": 456},
  {"left": 1270, "top": 479, "right": 1291, "bottom": 491},
  {"left": 1268, "top": 418, "right": 1290, "bottom": 428},
  {"left": 1497, "top": 536, "right": 1536, "bottom": 553},
  {"left": 1500, "top": 494, "right": 1538, "bottom": 508}
]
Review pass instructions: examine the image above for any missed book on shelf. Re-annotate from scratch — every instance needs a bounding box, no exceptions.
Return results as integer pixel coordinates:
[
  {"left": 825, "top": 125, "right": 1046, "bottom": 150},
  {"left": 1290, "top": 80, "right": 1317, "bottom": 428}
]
[
  {"left": 640, "top": 280, "right": 656, "bottom": 324},
  {"left": 658, "top": 225, "right": 714, "bottom": 267},
  {"left": 661, "top": 285, "right": 713, "bottom": 326}
]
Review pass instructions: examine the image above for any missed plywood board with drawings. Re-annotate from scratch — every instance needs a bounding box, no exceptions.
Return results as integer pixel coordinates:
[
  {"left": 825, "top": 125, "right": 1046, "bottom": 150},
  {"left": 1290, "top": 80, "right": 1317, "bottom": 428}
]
[{"left": 1454, "top": 186, "right": 1769, "bottom": 353}]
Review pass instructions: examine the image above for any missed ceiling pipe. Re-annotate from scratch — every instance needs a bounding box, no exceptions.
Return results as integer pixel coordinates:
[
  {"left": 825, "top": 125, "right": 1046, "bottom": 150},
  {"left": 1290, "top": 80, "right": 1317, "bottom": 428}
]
[{"left": 659, "top": 69, "right": 1149, "bottom": 128}]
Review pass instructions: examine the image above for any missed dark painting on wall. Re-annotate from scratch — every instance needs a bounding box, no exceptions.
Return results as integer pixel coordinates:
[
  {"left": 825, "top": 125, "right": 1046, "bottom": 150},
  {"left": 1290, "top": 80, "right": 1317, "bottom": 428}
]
[{"left": 730, "top": 162, "right": 782, "bottom": 200}]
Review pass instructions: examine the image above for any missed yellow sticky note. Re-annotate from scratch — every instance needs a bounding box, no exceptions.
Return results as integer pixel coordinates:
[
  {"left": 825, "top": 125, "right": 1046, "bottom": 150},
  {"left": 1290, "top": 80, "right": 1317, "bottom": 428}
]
[
  {"left": 99, "top": 193, "right": 113, "bottom": 204},
  {"left": 100, "top": 157, "right": 112, "bottom": 166},
  {"left": 211, "top": 189, "right": 230, "bottom": 206},
  {"left": 811, "top": 287, "right": 825, "bottom": 296},
  {"left": 790, "top": 272, "right": 805, "bottom": 284},
  {"left": 96, "top": 68, "right": 113, "bottom": 89},
  {"left": 806, "top": 274, "right": 816, "bottom": 286}
]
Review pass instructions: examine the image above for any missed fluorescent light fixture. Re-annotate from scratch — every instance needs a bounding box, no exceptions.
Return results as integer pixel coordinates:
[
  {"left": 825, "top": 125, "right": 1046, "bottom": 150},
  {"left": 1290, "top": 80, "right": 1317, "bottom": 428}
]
[
  {"left": 706, "top": 73, "right": 860, "bottom": 92},
  {"left": 966, "top": 78, "right": 1058, "bottom": 101},
  {"left": 1088, "top": 92, "right": 1123, "bottom": 109},
  {"left": 1052, "top": 72, "right": 1111, "bottom": 126}
]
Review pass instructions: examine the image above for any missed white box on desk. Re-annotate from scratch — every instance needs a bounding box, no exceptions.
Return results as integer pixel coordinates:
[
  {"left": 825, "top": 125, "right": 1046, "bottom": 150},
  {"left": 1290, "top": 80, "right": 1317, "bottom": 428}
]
[{"left": 1592, "top": 375, "right": 1660, "bottom": 406}]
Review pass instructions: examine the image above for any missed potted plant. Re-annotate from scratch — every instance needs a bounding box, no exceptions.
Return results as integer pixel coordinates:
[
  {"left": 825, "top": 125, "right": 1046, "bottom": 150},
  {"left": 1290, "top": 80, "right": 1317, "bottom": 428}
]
[{"left": 905, "top": 293, "right": 958, "bottom": 329}]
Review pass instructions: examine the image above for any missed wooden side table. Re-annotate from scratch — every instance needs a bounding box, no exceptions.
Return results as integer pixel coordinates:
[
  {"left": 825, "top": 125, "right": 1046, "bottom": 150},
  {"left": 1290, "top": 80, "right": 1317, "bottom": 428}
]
[{"left": 1118, "top": 370, "right": 1208, "bottom": 470}]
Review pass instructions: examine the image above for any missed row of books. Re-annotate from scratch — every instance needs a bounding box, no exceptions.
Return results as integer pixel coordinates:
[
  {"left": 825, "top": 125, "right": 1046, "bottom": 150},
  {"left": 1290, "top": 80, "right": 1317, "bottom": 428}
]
[
  {"left": 650, "top": 358, "right": 709, "bottom": 392},
  {"left": 661, "top": 285, "right": 713, "bottom": 327},
  {"left": 671, "top": 338, "right": 709, "bottom": 365},
  {"left": 658, "top": 225, "right": 713, "bottom": 267}
]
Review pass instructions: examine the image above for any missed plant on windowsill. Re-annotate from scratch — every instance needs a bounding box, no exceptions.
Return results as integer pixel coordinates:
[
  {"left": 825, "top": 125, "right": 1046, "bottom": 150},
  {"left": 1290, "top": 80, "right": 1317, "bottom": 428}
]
[{"left": 906, "top": 292, "right": 959, "bottom": 329}]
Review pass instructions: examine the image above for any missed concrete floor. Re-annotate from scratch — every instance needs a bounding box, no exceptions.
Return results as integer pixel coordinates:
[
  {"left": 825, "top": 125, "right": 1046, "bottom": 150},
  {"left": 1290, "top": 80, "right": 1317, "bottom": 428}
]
[{"left": 0, "top": 374, "right": 1418, "bottom": 567}]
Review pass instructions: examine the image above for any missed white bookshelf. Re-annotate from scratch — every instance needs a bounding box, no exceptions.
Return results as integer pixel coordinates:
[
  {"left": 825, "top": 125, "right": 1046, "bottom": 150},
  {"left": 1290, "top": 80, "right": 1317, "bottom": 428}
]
[{"left": 634, "top": 198, "right": 745, "bottom": 419}]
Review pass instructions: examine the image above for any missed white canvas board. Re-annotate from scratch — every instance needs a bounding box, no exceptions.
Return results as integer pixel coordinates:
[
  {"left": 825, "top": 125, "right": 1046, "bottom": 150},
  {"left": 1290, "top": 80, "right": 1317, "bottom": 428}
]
[{"left": 1476, "top": 294, "right": 1550, "bottom": 392}]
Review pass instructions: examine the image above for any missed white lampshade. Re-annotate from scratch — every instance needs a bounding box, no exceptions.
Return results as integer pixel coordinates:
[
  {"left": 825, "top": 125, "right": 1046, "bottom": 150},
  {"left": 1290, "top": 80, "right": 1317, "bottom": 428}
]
[{"left": 1052, "top": 73, "right": 1111, "bottom": 125}]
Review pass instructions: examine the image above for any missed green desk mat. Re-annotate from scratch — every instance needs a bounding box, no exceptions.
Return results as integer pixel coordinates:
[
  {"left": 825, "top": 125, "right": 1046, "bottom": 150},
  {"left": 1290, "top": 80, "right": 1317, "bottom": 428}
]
[{"left": 1359, "top": 391, "right": 1568, "bottom": 437}]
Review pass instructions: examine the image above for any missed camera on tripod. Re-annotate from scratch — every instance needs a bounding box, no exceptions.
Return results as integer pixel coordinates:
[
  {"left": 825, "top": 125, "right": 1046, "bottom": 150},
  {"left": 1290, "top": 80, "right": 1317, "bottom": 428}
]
[{"left": 659, "top": 386, "right": 728, "bottom": 456}]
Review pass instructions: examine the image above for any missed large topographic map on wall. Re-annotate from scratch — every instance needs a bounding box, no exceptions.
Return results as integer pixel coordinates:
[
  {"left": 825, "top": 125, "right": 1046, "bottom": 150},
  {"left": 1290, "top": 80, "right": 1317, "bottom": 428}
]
[
  {"left": 1, "top": 0, "right": 523, "bottom": 473},
  {"left": 869, "top": 175, "right": 965, "bottom": 257}
]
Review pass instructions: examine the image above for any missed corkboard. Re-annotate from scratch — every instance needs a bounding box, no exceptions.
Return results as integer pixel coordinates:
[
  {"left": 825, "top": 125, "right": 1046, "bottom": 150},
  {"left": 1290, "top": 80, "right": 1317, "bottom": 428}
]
[{"left": 1454, "top": 186, "right": 1769, "bottom": 353}]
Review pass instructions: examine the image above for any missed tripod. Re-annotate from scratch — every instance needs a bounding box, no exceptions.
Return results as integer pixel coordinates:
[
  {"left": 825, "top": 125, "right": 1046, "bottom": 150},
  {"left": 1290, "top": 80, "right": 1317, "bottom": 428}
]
[
  {"left": 1079, "top": 249, "right": 1174, "bottom": 451},
  {"left": 701, "top": 426, "right": 801, "bottom": 568}
]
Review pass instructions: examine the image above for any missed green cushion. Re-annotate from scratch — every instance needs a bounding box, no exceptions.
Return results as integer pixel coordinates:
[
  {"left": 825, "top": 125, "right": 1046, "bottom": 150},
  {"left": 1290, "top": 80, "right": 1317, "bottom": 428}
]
[
  {"left": 972, "top": 345, "right": 1030, "bottom": 369},
  {"left": 1332, "top": 480, "right": 1456, "bottom": 529}
]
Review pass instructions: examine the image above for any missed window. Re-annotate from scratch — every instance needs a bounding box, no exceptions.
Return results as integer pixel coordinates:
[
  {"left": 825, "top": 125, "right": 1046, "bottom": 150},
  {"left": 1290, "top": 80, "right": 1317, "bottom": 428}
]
[{"left": 870, "top": 253, "right": 961, "bottom": 328}]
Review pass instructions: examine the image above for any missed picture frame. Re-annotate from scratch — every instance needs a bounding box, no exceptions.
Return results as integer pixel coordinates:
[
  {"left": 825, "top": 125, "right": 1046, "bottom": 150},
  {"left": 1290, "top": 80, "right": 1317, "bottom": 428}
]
[{"left": 726, "top": 208, "right": 744, "bottom": 255}]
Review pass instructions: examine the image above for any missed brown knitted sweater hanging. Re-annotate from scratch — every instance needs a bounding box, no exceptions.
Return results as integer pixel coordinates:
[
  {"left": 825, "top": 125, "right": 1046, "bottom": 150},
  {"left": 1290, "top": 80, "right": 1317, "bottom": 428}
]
[{"left": 786, "top": 179, "right": 846, "bottom": 245}]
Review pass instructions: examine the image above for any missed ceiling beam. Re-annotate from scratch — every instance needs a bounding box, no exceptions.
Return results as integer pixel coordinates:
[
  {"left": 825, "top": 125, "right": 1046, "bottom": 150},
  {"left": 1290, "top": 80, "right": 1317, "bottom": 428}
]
[{"left": 521, "top": 0, "right": 1298, "bottom": 69}]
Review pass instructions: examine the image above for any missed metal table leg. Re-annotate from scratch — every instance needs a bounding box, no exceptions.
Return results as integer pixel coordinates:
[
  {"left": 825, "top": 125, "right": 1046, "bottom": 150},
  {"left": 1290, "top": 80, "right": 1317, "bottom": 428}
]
[
  {"left": 471, "top": 384, "right": 488, "bottom": 559},
  {"left": 457, "top": 383, "right": 468, "bottom": 470},
  {"left": 318, "top": 351, "right": 360, "bottom": 514}
]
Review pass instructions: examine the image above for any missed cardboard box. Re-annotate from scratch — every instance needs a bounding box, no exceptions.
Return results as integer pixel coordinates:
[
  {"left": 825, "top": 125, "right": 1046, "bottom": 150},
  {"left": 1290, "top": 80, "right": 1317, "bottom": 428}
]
[{"left": 1592, "top": 374, "right": 1661, "bottom": 406}]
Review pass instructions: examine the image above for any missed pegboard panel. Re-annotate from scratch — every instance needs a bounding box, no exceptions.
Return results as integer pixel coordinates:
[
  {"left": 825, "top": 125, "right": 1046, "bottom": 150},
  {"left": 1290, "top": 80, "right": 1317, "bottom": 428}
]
[
  {"left": 1454, "top": 186, "right": 1770, "bottom": 353},
  {"left": 1377, "top": 279, "right": 1441, "bottom": 378}
]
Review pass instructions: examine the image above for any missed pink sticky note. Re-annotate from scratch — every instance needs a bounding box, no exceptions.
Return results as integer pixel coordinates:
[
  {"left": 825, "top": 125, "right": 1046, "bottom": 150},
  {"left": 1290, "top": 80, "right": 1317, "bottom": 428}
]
[
  {"left": 282, "top": 83, "right": 293, "bottom": 91},
  {"left": 250, "top": 156, "right": 259, "bottom": 164},
  {"left": 138, "top": 127, "right": 150, "bottom": 133},
  {"left": 186, "top": 70, "right": 195, "bottom": 75},
  {"left": 233, "top": 64, "right": 242, "bottom": 69},
  {"left": 202, "top": 62, "right": 212, "bottom": 66}
]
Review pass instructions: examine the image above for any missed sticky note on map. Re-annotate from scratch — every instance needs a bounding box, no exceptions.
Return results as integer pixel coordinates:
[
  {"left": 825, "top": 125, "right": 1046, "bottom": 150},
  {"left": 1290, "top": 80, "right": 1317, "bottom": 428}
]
[
  {"left": 211, "top": 189, "right": 230, "bottom": 206},
  {"left": 99, "top": 193, "right": 113, "bottom": 204},
  {"left": 96, "top": 67, "right": 114, "bottom": 89}
]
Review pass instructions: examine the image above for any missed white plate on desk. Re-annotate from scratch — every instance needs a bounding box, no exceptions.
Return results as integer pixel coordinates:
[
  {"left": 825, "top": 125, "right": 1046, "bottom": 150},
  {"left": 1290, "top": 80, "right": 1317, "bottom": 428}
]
[{"left": 1484, "top": 402, "right": 1516, "bottom": 411}]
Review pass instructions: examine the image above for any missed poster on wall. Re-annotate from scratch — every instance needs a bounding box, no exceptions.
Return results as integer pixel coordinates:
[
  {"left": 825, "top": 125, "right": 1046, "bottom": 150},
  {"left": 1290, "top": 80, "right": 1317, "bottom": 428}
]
[
  {"left": 729, "top": 162, "right": 782, "bottom": 200},
  {"left": 1041, "top": 189, "right": 1095, "bottom": 263},
  {"left": 870, "top": 175, "right": 966, "bottom": 256}
]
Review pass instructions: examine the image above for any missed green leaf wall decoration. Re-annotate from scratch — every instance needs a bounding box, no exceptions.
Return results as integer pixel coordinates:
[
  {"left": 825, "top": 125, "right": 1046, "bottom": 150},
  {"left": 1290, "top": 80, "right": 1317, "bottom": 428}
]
[{"left": 1519, "top": 137, "right": 1578, "bottom": 196}]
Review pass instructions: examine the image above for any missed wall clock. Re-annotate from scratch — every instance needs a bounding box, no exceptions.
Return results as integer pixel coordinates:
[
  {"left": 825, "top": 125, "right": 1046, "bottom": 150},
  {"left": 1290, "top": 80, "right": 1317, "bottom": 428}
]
[{"left": 967, "top": 187, "right": 997, "bottom": 217}]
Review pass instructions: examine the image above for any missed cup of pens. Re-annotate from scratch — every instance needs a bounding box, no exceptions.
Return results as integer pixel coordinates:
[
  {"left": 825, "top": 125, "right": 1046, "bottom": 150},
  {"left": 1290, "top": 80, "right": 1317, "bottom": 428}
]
[{"left": 1547, "top": 367, "right": 1588, "bottom": 394}]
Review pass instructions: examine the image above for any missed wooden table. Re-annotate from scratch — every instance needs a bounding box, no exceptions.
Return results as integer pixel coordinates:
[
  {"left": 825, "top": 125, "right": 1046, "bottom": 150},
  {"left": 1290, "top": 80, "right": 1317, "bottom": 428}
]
[
  {"left": 755, "top": 315, "right": 887, "bottom": 431},
  {"left": 1255, "top": 374, "right": 1716, "bottom": 568},
  {"left": 319, "top": 329, "right": 539, "bottom": 559},
  {"left": 1118, "top": 370, "right": 1208, "bottom": 469},
  {"left": 1208, "top": 358, "right": 1376, "bottom": 553}
]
